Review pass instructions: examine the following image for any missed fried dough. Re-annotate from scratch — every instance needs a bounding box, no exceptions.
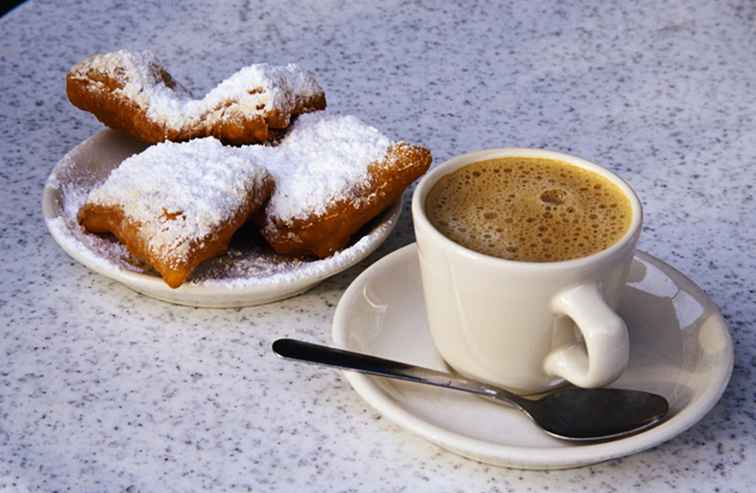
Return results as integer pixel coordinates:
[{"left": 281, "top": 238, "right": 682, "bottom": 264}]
[
  {"left": 66, "top": 50, "right": 326, "bottom": 145},
  {"left": 78, "top": 138, "right": 274, "bottom": 288},
  {"left": 246, "top": 113, "right": 432, "bottom": 257},
  {"left": 258, "top": 143, "right": 431, "bottom": 257}
]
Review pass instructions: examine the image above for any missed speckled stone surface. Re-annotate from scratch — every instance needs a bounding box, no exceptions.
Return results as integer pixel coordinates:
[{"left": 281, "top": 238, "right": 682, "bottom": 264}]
[{"left": 1, "top": 0, "right": 754, "bottom": 491}]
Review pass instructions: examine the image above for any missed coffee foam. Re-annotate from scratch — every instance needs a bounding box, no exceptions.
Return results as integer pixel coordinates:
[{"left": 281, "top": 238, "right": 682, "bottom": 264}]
[{"left": 425, "top": 157, "right": 632, "bottom": 262}]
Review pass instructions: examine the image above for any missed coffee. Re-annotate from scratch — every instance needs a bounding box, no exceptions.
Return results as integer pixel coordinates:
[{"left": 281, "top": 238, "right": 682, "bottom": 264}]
[{"left": 425, "top": 157, "right": 632, "bottom": 262}]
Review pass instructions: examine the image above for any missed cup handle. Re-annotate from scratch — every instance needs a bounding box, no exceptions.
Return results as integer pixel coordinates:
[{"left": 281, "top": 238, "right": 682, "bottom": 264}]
[{"left": 543, "top": 283, "right": 629, "bottom": 388}]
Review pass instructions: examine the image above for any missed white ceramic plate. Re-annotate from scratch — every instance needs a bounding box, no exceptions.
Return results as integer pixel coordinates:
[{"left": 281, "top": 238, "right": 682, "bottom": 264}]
[
  {"left": 42, "top": 130, "right": 402, "bottom": 308},
  {"left": 332, "top": 243, "right": 734, "bottom": 469}
]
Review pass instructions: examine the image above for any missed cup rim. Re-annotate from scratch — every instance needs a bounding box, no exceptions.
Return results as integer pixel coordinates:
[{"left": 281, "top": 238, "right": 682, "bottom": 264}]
[{"left": 411, "top": 147, "right": 643, "bottom": 270}]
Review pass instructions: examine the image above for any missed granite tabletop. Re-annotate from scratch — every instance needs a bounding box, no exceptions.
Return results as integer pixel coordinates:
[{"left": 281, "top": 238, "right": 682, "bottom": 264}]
[{"left": 1, "top": 0, "right": 755, "bottom": 491}]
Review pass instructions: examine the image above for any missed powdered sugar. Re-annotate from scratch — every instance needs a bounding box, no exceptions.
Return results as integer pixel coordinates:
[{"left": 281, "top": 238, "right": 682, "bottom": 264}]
[
  {"left": 44, "top": 129, "right": 401, "bottom": 297},
  {"left": 196, "top": 63, "right": 322, "bottom": 128},
  {"left": 69, "top": 50, "right": 323, "bottom": 130},
  {"left": 242, "top": 112, "right": 392, "bottom": 223},
  {"left": 47, "top": 215, "right": 146, "bottom": 273},
  {"left": 85, "top": 138, "right": 271, "bottom": 265},
  {"left": 186, "top": 220, "right": 394, "bottom": 288}
]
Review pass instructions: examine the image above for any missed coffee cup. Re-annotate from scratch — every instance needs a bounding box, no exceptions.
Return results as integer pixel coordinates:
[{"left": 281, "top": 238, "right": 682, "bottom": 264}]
[{"left": 411, "top": 148, "right": 642, "bottom": 394}]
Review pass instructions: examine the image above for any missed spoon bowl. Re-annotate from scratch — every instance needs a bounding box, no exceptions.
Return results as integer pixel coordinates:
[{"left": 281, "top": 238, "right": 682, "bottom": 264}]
[{"left": 505, "top": 387, "right": 669, "bottom": 441}]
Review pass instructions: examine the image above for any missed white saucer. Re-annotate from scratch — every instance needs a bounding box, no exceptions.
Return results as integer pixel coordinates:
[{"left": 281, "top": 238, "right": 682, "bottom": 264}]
[
  {"left": 332, "top": 243, "right": 733, "bottom": 469},
  {"left": 42, "top": 130, "right": 401, "bottom": 308}
]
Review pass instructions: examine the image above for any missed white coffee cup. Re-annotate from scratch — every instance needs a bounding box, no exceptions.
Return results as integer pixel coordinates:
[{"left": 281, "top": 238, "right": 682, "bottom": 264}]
[{"left": 412, "top": 148, "right": 642, "bottom": 394}]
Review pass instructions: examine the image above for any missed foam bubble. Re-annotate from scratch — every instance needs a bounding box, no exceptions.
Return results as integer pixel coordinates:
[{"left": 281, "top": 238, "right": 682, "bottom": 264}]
[{"left": 540, "top": 189, "right": 567, "bottom": 205}]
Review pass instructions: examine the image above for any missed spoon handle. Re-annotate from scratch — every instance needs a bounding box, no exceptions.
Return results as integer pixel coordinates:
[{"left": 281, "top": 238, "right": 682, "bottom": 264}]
[{"left": 272, "top": 338, "right": 526, "bottom": 407}]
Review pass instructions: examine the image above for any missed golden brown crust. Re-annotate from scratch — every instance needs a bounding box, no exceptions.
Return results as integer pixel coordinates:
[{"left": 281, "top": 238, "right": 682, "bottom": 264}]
[
  {"left": 79, "top": 177, "right": 274, "bottom": 288},
  {"left": 257, "top": 143, "right": 432, "bottom": 258},
  {"left": 66, "top": 60, "right": 326, "bottom": 145}
]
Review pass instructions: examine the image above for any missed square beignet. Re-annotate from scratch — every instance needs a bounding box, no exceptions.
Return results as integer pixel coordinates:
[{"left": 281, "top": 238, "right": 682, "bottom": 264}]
[
  {"left": 78, "top": 138, "right": 274, "bottom": 288},
  {"left": 66, "top": 50, "right": 326, "bottom": 145},
  {"left": 247, "top": 113, "right": 432, "bottom": 257}
]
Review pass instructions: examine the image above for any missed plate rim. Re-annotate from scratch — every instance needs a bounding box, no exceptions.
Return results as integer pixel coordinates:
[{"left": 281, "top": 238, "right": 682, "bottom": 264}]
[
  {"left": 42, "top": 130, "right": 403, "bottom": 306},
  {"left": 331, "top": 243, "right": 734, "bottom": 469}
]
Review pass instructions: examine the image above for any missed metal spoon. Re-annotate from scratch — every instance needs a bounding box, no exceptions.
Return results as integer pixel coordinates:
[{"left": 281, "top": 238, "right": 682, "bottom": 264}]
[{"left": 272, "top": 338, "right": 669, "bottom": 442}]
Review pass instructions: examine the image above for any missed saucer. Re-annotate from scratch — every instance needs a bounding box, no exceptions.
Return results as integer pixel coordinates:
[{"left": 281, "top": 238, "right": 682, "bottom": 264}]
[
  {"left": 332, "top": 243, "right": 733, "bottom": 469},
  {"left": 42, "top": 130, "right": 401, "bottom": 308}
]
